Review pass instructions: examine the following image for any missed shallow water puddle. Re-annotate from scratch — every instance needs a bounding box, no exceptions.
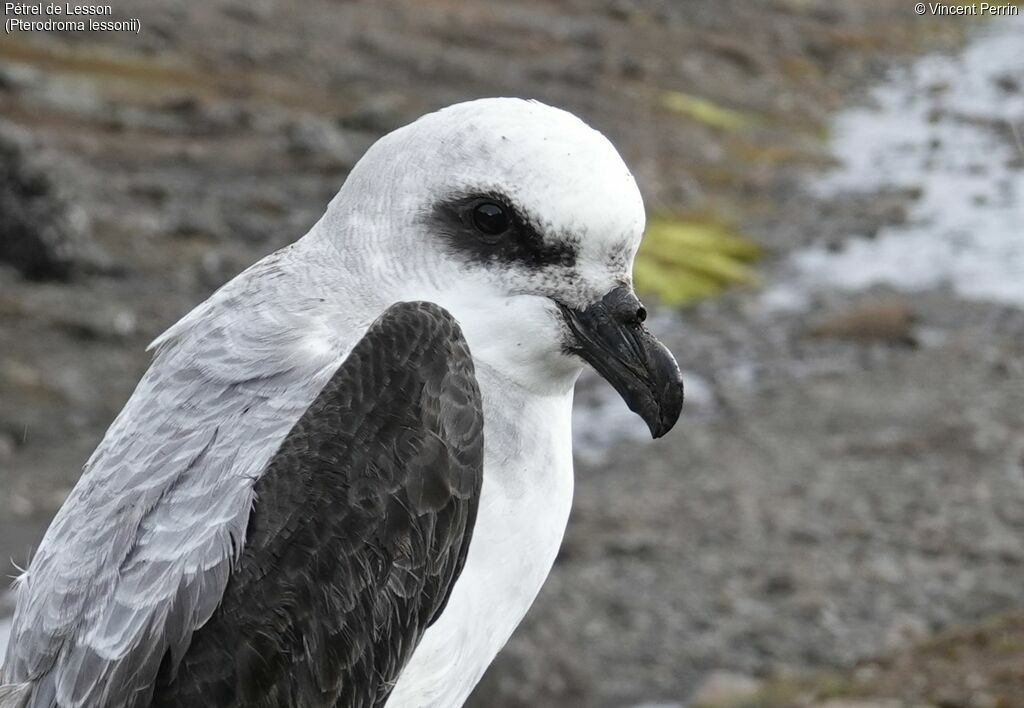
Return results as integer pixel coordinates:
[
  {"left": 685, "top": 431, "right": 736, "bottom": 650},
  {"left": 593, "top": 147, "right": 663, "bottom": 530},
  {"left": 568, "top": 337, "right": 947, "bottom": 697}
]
[
  {"left": 576, "top": 17, "right": 1024, "bottom": 463},
  {"left": 765, "top": 15, "right": 1024, "bottom": 310}
]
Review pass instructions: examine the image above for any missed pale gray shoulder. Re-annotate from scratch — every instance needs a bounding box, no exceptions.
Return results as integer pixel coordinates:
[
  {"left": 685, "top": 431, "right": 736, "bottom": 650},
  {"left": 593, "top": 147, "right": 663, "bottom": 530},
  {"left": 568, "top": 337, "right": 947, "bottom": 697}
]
[{"left": 1, "top": 251, "right": 341, "bottom": 707}]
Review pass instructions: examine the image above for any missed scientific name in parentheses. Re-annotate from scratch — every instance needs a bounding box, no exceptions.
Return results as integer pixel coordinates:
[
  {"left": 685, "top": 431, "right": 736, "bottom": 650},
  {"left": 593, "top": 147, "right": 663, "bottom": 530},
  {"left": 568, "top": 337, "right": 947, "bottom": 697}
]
[{"left": 5, "top": 3, "right": 112, "bottom": 15}]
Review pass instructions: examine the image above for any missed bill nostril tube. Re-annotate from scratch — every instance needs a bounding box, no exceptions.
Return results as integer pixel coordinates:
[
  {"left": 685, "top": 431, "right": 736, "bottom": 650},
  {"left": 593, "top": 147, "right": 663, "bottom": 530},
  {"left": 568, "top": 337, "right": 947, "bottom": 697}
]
[{"left": 602, "top": 286, "right": 648, "bottom": 326}]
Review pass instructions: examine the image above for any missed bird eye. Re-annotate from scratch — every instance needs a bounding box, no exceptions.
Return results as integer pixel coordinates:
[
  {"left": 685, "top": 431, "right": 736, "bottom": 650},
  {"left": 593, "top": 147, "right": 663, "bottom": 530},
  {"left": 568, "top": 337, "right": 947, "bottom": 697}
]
[{"left": 471, "top": 202, "right": 510, "bottom": 237}]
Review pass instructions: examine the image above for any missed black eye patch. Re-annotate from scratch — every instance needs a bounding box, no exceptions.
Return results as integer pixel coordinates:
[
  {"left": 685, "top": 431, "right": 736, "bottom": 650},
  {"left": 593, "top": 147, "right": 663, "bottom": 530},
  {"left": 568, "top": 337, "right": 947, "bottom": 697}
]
[{"left": 427, "top": 192, "right": 576, "bottom": 270}]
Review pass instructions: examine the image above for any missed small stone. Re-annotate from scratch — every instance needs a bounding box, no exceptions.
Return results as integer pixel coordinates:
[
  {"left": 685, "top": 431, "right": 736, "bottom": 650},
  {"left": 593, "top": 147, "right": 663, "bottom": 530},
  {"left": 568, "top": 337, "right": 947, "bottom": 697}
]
[
  {"left": 111, "top": 310, "right": 138, "bottom": 338},
  {"left": 45, "top": 486, "right": 70, "bottom": 509},
  {"left": 689, "top": 670, "right": 761, "bottom": 707},
  {"left": 818, "top": 701, "right": 902, "bottom": 708},
  {"left": 994, "top": 73, "right": 1020, "bottom": 94},
  {"left": 883, "top": 615, "right": 929, "bottom": 652},
  {"left": 806, "top": 297, "right": 916, "bottom": 345},
  {"left": 340, "top": 94, "right": 409, "bottom": 135},
  {"left": 8, "top": 493, "right": 34, "bottom": 518},
  {"left": 285, "top": 117, "right": 358, "bottom": 170},
  {"left": 969, "top": 693, "right": 997, "bottom": 708},
  {"left": 763, "top": 572, "right": 796, "bottom": 596},
  {"left": 0, "top": 122, "right": 92, "bottom": 280},
  {"left": 0, "top": 431, "right": 16, "bottom": 460},
  {"left": 1, "top": 359, "right": 42, "bottom": 390}
]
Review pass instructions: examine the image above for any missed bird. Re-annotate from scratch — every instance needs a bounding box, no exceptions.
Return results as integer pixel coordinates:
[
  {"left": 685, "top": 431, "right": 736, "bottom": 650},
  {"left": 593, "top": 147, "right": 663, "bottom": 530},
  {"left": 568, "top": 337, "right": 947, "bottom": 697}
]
[{"left": 0, "top": 98, "right": 684, "bottom": 708}]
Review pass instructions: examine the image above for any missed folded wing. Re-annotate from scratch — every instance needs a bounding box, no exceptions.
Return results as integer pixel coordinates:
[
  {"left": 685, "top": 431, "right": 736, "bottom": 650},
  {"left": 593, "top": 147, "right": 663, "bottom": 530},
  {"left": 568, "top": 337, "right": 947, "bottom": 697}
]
[
  {"left": 153, "top": 301, "right": 484, "bottom": 707},
  {"left": 0, "top": 300, "right": 483, "bottom": 708}
]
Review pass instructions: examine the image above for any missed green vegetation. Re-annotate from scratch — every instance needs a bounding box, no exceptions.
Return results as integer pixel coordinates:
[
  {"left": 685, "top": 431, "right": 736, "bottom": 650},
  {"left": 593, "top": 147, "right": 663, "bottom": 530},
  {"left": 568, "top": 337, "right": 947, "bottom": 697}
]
[
  {"left": 635, "top": 213, "right": 761, "bottom": 306},
  {"left": 660, "top": 90, "right": 759, "bottom": 132}
]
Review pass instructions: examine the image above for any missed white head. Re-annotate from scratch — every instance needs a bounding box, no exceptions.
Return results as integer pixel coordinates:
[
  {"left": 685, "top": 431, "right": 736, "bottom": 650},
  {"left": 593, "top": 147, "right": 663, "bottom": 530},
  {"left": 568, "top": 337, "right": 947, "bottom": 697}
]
[{"left": 307, "top": 98, "right": 682, "bottom": 436}]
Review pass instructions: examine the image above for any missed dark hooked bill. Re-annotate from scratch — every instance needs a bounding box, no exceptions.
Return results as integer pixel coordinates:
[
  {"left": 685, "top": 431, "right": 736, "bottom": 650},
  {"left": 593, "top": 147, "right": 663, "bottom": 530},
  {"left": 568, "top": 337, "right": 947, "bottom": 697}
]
[{"left": 561, "top": 286, "right": 684, "bottom": 438}]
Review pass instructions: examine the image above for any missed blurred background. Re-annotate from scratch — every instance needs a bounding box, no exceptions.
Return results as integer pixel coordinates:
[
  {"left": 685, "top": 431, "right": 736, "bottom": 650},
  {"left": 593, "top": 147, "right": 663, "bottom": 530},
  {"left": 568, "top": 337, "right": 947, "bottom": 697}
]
[{"left": 1, "top": 1, "right": 1023, "bottom": 706}]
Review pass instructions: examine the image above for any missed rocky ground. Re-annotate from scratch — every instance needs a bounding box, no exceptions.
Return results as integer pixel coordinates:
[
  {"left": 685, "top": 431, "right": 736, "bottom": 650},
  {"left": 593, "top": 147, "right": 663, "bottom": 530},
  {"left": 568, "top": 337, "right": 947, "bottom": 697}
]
[
  {"left": 1, "top": 2, "right": 1022, "bottom": 706},
  {"left": 688, "top": 611, "right": 1024, "bottom": 708}
]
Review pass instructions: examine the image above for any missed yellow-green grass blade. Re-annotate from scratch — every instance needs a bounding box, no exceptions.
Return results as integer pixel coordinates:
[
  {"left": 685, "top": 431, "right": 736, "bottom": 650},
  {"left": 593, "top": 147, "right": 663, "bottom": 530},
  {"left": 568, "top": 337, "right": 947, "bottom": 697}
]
[
  {"left": 635, "top": 215, "right": 761, "bottom": 305},
  {"left": 660, "top": 90, "right": 758, "bottom": 131}
]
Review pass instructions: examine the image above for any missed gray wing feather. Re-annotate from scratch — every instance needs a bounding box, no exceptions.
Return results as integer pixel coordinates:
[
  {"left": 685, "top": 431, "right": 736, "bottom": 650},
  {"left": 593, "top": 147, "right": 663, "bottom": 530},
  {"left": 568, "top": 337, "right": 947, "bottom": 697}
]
[
  {"left": 0, "top": 252, "right": 343, "bottom": 708},
  {"left": 0, "top": 683, "right": 30, "bottom": 708}
]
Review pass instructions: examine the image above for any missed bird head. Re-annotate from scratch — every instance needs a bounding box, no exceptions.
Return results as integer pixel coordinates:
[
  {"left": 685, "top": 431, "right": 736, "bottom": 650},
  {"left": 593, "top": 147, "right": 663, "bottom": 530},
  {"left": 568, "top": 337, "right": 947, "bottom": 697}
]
[{"left": 313, "top": 98, "right": 683, "bottom": 438}]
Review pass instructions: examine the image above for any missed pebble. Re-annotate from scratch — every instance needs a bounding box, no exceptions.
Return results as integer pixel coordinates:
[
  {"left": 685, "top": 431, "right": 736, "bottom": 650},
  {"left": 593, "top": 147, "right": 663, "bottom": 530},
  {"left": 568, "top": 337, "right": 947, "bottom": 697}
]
[{"left": 688, "top": 670, "right": 762, "bottom": 706}]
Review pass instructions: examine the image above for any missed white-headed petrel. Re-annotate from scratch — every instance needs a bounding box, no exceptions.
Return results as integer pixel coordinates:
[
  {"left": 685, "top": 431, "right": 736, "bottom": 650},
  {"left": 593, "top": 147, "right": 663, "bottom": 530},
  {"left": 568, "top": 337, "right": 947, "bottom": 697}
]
[{"left": 0, "top": 98, "right": 684, "bottom": 708}]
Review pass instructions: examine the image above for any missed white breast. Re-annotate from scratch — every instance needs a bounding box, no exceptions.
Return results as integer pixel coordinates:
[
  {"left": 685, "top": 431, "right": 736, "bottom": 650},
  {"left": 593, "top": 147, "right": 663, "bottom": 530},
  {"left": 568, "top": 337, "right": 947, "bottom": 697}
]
[{"left": 385, "top": 377, "right": 576, "bottom": 708}]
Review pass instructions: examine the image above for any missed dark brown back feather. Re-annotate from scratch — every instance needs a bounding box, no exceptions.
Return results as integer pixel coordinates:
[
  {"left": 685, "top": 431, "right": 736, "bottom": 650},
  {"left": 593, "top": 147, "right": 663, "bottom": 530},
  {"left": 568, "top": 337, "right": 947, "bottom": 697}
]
[{"left": 151, "top": 302, "right": 484, "bottom": 708}]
